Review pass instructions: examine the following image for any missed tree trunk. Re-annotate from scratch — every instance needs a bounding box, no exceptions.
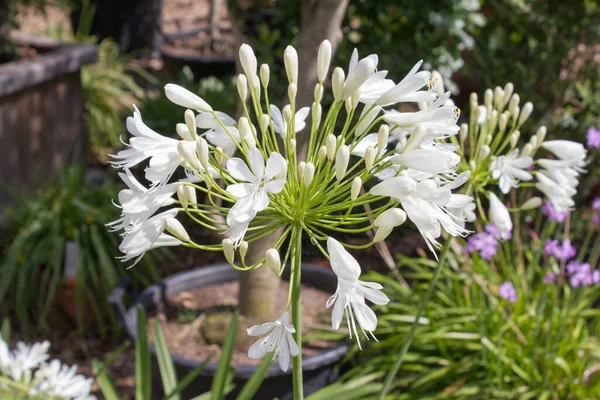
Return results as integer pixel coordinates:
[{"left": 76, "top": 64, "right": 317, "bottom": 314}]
[{"left": 230, "top": 0, "right": 348, "bottom": 323}]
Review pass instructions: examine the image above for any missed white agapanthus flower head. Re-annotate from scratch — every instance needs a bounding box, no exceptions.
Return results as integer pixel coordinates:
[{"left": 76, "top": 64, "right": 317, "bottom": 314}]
[
  {"left": 247, "top": 311, "right": 299, "bottom": 372},
  {"left": 490, "top": 149, "right": 533, "bottom": 194}
]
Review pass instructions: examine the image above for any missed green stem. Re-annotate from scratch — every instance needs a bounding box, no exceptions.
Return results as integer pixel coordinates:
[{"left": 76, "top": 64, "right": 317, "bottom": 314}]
[
  {"left": 291, "top": 226, "right": 304, "bottom": 399},
  {"left": 377, "top": 239, "right": 452, "bottom": 399}
]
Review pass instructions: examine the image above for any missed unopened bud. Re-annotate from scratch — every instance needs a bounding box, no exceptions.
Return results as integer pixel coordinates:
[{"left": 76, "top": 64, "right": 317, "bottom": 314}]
[
  {"left": 259, "top": 114, "right": 270, "bottom": 133},
  {"left": 484, "top": 88, "right": 493, "bottom": 108},
  {"left": 177, "top": 140, "right": 200, "bottom": 170},
  {"left": 374, "top": 208, "right": 407, "bottom": 228},
  {"left": 318, "top": 146, "right": 327, "bottom": 162},
  {"left": 260, "top": 64, "right": 270, "bottom": 88},
  {"left": 177, "top": 185, "right": 189, "bottom": 208},
  {"left": 365, "top": 146, "right": 376, "bottom": 170},
  {"left": 332, "top": 67, "right": 345, "bottom": 101},
  {"left": 345, "top": 98, "right": 353, "bottom": 114},
  {"left": 509, "top": 93, "right": 520, "bottom": 109},
  {"left": 314, "top": 83, "right": 323, "bottom": 103},
  {"left": 238, "top": 117, "right": 250, "bottom": 141},
  {"left": 498, "top": 113, "right": 508, "bottom": 132},
  {"left": 176, "top": 123, "right": 193, "bottom": 141},
  {"left": 165, "top": 84, "right": 212, "bottom": 112},
  {"left": 290, "top": 139, "right": 297, "bottom": 153},
  {"left": 265, "top": 248, "right": 281, "bottom": 274},
  {"left": 529, "top": 136, "right": 538, "bottom": 148},
  {"left": 404, "top": 125, "right": 426, "bottom": 153},
  {"left": 311, "top": 103, "right": 322, "bottom": 130},
  {"left": 355, "top": 106, "right": 381, "bottom": 137},
  {"left": 510, "top": 130, "right": 520, "bottom": 148},
  {"left": 317, "top": 39, "right": 332, "bottom": 83},
  {"left": 240, "top": 241, "right": 248, "bottom": 260},
  {"left": 522, "top": 196, "right": 542, "bottom": 210},
  {"left": 479, "top": 145, "right": 490, "bottom": 160},
  {"left": 326, "top": 134, "right": 336, "bottom": 160},
  {"left": 215, "top": 147, "right": 224, "bottom": 165},
  {"left": 373, "top": 226, "right": 393, "bottom": 243},
  {"left": 351, "top": 177, "right": 362, "bottom": 200},
  {"left": 493, "top": 86, "right": 504, "bottom": 108},
  {"left": 335, "top": 145, "right": 350, "bottom": 181},
  {"left": 166, "top": 218, "right": 190, "bottom": 242},
  {"left": 237, "top": 74, "right": 248, "bottom": 101},
  {"left": 536, "top": 126, "right": 546, "bottom": 144},
  {"left": 378, "top": 124, "right": 389, "bottom": 150},
  {"left": 283, "top": 105, "right": 293, "bottom": 124},
  {"left": 502, "top": 83, "right": 514, "bottom": 106},
  {"left": 222, "top": 239, "right": 234, "bottom": 264},
  {"left": 297, "top": 161, "right": 306, "bottom": 180},
  {"left": 510, "top": 104, "right": 520, "bottom": 120},
  {"left": 239, "top": 44, "right": 258, "bottom": 89},
  {"left": 288, "top": 83, "right": 297, "bottom": 102},
  {"left": 459, "top": 123, "right": 468, "bottom": 142},
  {"left": 518, "top": 102, "right": 533, "bottom": 126},
  {"left": 470, "top": 92, "right": 478, "bottom": 106},
  {"left": 196, "top": 137, "right": 209, "bottom": 169},
  {"left": 351, "top": 89, "right": 361, "bottom": 109},
  {"left": 284, "top": 45, "right": 298, "bottom": 84},
  {"left": 521, "top": 143, "right": 533, "bottom": 157},
  {"left": 469, "top": 159, "right": 477, "bottom": 171},
  {"left": 303, "top": 162, "right": 315, "bottom": 187},
  {"left": 185, "top": 109, "right": 197, "bottom": 139}
]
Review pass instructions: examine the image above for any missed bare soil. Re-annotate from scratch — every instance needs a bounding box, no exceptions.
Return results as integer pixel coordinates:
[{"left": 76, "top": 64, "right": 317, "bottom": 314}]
[{"left": 149, "top": 280, "right": 338, "bottom": 367}]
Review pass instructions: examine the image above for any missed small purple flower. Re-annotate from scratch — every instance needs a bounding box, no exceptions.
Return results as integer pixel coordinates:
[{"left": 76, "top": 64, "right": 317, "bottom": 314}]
[
  {"left": 592, "top": 214, "right": 600, "bottom": 225},
  {"left": 587, "top": 127, "right": 600, "bottom": 149},
  {"left": 544, "top": 239, "right": 558, "bottom": 256},
  {"left": 592, "top": 197, "right": 600, "bottom": 211},
  {"left": 567, "top": 261, "right": 600, "bottom": 288},
  {"left": 467, "top": 231, "right": 498, "bottom": 260},
  {"left": 499, "top": 281, "right": 517, "bottom": 302},
  {"left": 554, "top": 239, "right": 577, "bottom": 260},
  {"left": 543, "top": 273, "right": 556, "bottom": 284},
  {"left": 541, "top": 201, "right": 569, "bottom": 223}
]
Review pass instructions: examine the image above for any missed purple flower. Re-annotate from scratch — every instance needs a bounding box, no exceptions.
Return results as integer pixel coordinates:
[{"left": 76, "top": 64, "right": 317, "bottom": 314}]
[
  {"left": 467, "top": 230, "right": 498, "bottom": 260},
  {"left": 499, "top": 282, "right": 517, "bottom": 302},
  {"left": 592, "top": 214, "right": 600, "bottom": 225},
  {"left": 541, "top": 201, "right": 569, "bottom": 223},
  {"left": 587, "top": 127, "right": 600, "bottom": 149},
  {"left": 592, "top": 197, "right": 600, "bottom": 211},
  {"left": 544, "top": 239, "right": 558, "bottom": 256},
  {"left": 544, "top": 273, "right": 556, "bottom": 284},
  {"left": 554, "top": 239, "right": 577, "bottom": 260},
  {"left": 567, "top": 261, "right": 600, "bottom": 287}
]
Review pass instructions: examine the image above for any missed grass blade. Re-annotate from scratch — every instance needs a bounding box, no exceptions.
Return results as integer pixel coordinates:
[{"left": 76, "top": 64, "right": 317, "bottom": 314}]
[
  {"left": 210, "top": 311, "right": 239, "bottom": 400},
  {"left": 236, "top": 352, "right": 272, "bottom": 400},
  {"left": 153, "top": 319, "right": 180, "bottom": 400},
  {"left": 92, "top": 359, "right": 121, "bottom": 400},
  {"left": 136, "top": 305, "right": 151, "bottom": 400}
]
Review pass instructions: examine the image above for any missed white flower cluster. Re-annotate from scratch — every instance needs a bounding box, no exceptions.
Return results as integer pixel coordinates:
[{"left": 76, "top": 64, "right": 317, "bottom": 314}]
[
  {"left": 0, "top": 335, "right": 95, "bottom": 400},
  {"left": 109, "top": 41, "right": 472, "bottom": 369}
]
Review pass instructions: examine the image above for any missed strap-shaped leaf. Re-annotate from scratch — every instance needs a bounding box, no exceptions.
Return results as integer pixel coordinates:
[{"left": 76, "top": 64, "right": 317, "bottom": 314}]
[
  {"left": 136, "top": 305, "right": 151, "bottom": 400},
  {"left": 210, "top": 311, "right": 239, "bottom": 400}
]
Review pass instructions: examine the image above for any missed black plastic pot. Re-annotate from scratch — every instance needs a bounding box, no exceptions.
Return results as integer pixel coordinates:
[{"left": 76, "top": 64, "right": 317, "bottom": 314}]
[{"left": 109, "top": 263, "right": 348, "bottom": 400}]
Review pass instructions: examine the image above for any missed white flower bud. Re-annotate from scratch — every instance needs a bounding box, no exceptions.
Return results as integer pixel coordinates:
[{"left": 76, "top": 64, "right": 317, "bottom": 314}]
[
  {"left": 311, "top": 103, "right": 322, "bottom": 130},
  {"left": 342, "top": 57, "right": 376, "bottom": 100},
  {"left": 493, "top": 86, "right": 504, "bottom": 108},
  {"left": 355, "top": 106, "right": 381, "bottom": 137},
  {"left": 502, "top": 83, "right": 514, "bottom": 106},
  {"left": 521, "top": 143, "right": 533, "bottom": 157},
  {"left": 332, "top": 67, "right": 345, "bottom": 101},
  {"left": 215, "top": 147, "right": 224, "bottom": 165},
  {"left": 518, "top": 102, "right": 533, "bottom": 126},
  {"left": 237, "top": 74, "right": 248, "bottom": 101},
  {"left": 486, "top": 134, "right": 493, "bottom": 145},
  {"left": 484, "top": 88, "right": 493, "bottom": 108},
  {"left": 318, "top": 145, "right": 327, "bottom": 162},
  {"left": 238, "top": 117, "right": 251, "bottom": 141},
  {"left": 365, "top": 146, "right": 376, "bottom": 170},
  {"left": 176, "top": 123, "right": 193, "bottom": 141},
  {"left": 290, "top": 139, "right": 297, "bottom": 153},
  {"left": 479, "top": 145, "right": 490, "bottom": 160},
  {"left": 303, "top": 162, "right": 315, "bottom": 187},
  {"left": 489, "top": 193, "right": 513, "bottom": 237},
  {"left": 536, "top": 126, "right": 546, "bottom": 144},
  {"left": 373, "top": 226, "right": 393, "bottom": 243},
  {"left": 378, "top": 124, "right": 389, "bottom": 150},
  {"left": 185, "top": 109, "right": 197, "bottom": 139},
  {"left": 351, "top": 89, "right": 361, "bottom": 109},
  {"left": 177, "top": 185, "right": 189, "bottom": 208},
  {"left": 335, "top": 145, "right": 350, "bottom": 181},
  {"left": 239, "top": 44, "right": 258, "bottom": 89},
  {"left": 166, "top": 218, "right": 190, "bottom": 242},
  {"left": 459, "top": 123, "right": 468, "bottom": 142},
  {"left": 185, "top": 185, "right": 197, "bottom": 206},
  {"left": 351, "top": 177, "right": 362, "bottom": 200},
  {"left": 317, "top": 39, "right": 332, "bottom": 83},
  {"left": 222, "top": 239, "right": 234, "bottom": 264},
  {"left": 165, "top": 84, "right": 212, "bottom": 112},
  {"left": 284, "top": 45, "right": 298, "bottom": 84},
  {"left": 196, "top": 137, "right": 209, "bottom": 170},
  {"left": 260, "top": 64, "right": 270, "bottom": 88},
  {"left": 529, "top": 136, "right": 538, "bottom": 148},
  {"left": 177, "top": 140, "right": 200, "bottom": 170},
  {"left": 470, "top": 92, "right": 478, "bottom": 106},
  {"left": 522, "top": 196, "right": 542, "bottom": 210},
  {"left": 374, "top": 208, "right": 407, "bottom": 228},
  {"left": 240, "top": 241, "right": 248, "bottom": 260},
  {"left": 314, "top": 83, "right": 323, "bottom": 103},
  {"left": 498, "top": 113, "right": 508, "bottom": 132},
  {"left": 345, "top": 98, "right": 353, "bottom": 114},
  {"left": 510, "top": 130, "right": 520, "bottom": 148},
  {"left": 509, "top": 93, "right": 520, "bottom": 109},
  {"left": 259, "top": 114, "right": 270, "bottom": 133},
  {"left": 265, "top": 248, "right": 281, "bottom": 274},
  {"left": 469, "top": 159, "right": 477, "bottom": 171},
  {"left": 283, "top": 105, "right": 293, "bottom": 125},
  {"left": 510, "top": 104, "right": 520, "bottom": 121},
  {"left": 288, "top": 83, "right": 297, "bottom": 103},
  {"left": 404, "top": 124, "right": 426, "bottom": 153},
  {"left": 298, "top": 161, "right": 306, "bottom": 180},
  {"left": 326, "top": 134, "right": 336, "bottom": 160}
]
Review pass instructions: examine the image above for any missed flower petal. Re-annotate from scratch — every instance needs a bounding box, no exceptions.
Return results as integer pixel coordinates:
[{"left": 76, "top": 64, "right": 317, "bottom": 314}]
[
  {"left": 227, "top": 158, "right": 255, "bottom": 182},
  {"left": 248, "top": 339, "right": 269, "bottom": 359},
  {"left": 265, "top": 153, "right": 286, "bottom": 180}
]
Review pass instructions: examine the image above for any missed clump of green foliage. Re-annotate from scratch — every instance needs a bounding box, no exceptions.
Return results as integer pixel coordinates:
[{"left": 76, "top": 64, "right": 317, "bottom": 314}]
[{"left": 0, "top": 165, "right": 164, "bottom": 337}]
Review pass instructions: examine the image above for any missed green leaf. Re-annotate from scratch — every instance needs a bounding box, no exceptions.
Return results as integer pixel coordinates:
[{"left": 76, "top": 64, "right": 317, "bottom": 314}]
[
  {"left": 153, "top": 319, "right": 180, "bottom": 400},
  {"left": 136, "top": 305, "right": 151, "bottom": 400},
  {"left": 164, "top": 357, "right": 213, "bottom": 400},
  {"left": 1, "top": 319, "right": 11, "bottom": 342},
  {"left": 236, "top": 352, "right": 273, "bottom": 400},
  {"left": 210, "top": 311, "right": 239, "bottom": 400},
  {"left": 92, "top": 359, "right": 121, "bottom": 400}
]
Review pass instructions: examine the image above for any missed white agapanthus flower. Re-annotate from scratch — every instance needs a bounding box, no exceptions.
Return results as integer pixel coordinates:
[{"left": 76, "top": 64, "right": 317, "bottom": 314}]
[
  {"left": 490, "top": 149, "right": 533, "bottom": 194},
  {"left": 326, "top": 238, "right": 390, "bottom": 349},
  {"left": 375, "top": 60, "right": 436, "bottom": 106},
  {"left": 196, "top": 111, "right": 240, "bottom": 157},
  {"left": 346, "top": 49, "right": 388, "bottom": 103},
  {"left": 488, "top": 193, "right": 512, "bottom": 239},
  {"left": 535, "top": 171, "right": 576, "bottom": 213},
  {"left": 32, "top": 360, "right": 95, "bottom": 400},
  {"left": 0, "top": 337, "right": 50, "bottom": 381},
  {"left": 540, "top": 140, "right": 587, "bottom": 172},
  {"left": 247, "top": 311, "right": 299, "bottom": 372},
  {"left": 269, "top": 104, "right": 310, "bottom": 138}
]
